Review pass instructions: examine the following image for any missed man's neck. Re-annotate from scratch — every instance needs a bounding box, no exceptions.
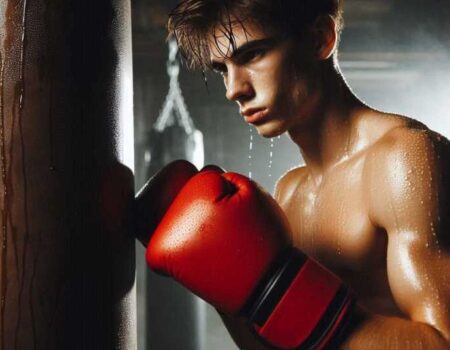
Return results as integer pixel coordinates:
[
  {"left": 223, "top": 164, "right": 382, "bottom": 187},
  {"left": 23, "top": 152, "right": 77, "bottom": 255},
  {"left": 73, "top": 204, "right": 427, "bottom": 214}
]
[{"left": 288, "top": 71, "right": 367, "bottom": 186}]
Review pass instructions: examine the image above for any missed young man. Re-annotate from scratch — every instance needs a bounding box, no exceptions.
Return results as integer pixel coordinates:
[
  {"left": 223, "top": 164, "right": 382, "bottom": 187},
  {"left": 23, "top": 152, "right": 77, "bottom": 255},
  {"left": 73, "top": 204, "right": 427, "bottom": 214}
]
[{"left": 147, "top": 1, "right": 450, "bottom": 348}]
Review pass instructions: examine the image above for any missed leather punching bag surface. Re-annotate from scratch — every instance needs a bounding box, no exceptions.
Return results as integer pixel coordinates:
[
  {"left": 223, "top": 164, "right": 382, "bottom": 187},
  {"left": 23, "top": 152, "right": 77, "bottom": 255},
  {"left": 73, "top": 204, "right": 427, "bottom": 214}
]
[{"left": 0, "top": 0, "right": 136, "bottom": 349}]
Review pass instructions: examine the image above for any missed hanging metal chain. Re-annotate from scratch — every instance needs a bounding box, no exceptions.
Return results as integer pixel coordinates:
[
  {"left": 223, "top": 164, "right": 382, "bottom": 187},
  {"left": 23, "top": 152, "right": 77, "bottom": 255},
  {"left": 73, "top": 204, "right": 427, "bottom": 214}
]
[
  {"left": 154, "top": 38, "right": 195, "bottom": 134},
  {"left": 151, "top": 38, "right": 205, "bottom": 169}
]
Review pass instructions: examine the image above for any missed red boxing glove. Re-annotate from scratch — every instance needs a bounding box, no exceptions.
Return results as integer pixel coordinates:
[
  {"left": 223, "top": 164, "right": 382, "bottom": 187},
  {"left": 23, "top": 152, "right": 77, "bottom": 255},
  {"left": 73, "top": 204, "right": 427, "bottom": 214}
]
[
  {"left": 134, "top": 159, "right": 198, "bottom": 247},
  {"left": 147, "top": 170, "right": 355, "bottom": 349}
]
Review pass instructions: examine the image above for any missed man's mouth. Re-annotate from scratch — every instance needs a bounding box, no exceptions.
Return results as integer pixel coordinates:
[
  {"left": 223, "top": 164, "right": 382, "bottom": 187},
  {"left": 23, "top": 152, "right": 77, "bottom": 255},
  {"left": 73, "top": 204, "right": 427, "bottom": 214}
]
[{"left": 241, "top": 108, "right": 269, "bottom": 124}]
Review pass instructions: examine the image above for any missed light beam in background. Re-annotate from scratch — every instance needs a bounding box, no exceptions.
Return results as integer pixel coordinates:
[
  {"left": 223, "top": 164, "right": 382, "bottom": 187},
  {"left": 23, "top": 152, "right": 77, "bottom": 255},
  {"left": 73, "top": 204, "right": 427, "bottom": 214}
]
[{"left": 116, "top": 2, "right": 135, "bottom": 171}]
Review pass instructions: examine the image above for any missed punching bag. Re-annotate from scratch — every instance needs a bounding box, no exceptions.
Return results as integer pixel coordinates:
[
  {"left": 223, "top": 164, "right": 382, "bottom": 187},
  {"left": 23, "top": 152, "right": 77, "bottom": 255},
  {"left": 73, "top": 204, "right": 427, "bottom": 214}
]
[{"left": 0, "top": 0, "right": 136, "bottom": 349}]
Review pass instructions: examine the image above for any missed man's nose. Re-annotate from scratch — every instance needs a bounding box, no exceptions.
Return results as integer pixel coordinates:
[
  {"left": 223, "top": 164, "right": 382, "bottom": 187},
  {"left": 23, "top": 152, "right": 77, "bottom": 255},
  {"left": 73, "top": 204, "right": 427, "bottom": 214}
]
[{"left": 225, "top": 68, "right": 254, "bottom": 103}]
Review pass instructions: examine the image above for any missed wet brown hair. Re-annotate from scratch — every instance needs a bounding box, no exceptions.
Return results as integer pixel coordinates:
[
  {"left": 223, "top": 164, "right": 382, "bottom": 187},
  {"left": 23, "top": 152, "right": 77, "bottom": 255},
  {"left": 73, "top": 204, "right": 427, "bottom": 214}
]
[{"left": 167, "top": 0, "right": 344, "bottom": 70}]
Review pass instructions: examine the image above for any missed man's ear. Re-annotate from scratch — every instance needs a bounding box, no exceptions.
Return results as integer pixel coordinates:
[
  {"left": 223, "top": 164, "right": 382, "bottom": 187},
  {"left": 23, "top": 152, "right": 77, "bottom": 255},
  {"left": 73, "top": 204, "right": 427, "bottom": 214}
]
[{"left": 312, "top": 15, "right": 337, "bottom": 60}]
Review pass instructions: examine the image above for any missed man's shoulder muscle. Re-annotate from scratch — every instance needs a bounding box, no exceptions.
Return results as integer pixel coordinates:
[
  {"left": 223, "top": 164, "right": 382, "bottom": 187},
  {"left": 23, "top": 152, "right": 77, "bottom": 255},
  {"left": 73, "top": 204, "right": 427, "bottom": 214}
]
[
  {"left": 364, "top": 123, "right": 448, "bottom": 176},
  {"left": 364, "top": 123, "right": 449, "bottom": 227}
]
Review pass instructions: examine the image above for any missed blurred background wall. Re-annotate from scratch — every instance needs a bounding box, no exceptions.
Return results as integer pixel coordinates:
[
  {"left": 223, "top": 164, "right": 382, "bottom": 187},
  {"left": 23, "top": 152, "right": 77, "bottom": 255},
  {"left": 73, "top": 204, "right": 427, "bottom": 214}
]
[{"left": 131, "top": 1, "right": 450, "bottom": 349}]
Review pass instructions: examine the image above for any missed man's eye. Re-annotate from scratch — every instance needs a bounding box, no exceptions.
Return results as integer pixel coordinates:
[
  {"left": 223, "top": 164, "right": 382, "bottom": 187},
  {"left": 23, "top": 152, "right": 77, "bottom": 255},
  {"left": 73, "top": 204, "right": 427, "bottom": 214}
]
[
  {"left": 214, "top": 70, "right": 227, "bottom": 78},
  {"left": 212, "top": 67, "right": 227, "bottom": 76},
  {"left": 239, "top": 49, "right": 265, "bottom": 64}
]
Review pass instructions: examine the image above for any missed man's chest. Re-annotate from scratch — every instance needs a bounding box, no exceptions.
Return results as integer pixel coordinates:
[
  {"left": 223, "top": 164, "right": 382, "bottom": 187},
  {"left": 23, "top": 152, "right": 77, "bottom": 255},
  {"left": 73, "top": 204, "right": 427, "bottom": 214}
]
[{"left": 280, "top": 157, "right": 387, "bottom": 274}]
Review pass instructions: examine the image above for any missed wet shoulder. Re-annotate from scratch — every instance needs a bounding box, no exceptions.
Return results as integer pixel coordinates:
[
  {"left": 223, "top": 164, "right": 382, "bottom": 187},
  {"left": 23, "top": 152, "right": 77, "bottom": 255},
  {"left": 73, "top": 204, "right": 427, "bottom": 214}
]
[
  {"left": 366, "top": 117, "right": 448, "bottom": 165},
  {"left": 363, "top": 116, "right": 450, "bottom": 200},
  {"left": 274, "top": 165, "right": 308, "bottom": 206},
  {"left": 360, "top": 110, "right": 434, "bottom": 159}
]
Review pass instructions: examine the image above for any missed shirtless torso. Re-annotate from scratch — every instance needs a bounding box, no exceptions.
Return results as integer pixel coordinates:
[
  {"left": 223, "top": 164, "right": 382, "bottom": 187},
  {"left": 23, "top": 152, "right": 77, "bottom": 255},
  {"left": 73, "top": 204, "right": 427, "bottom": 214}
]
[
  {"left": 275, "top": 112, "right": 450, "bottom": 347},
  {"left": 277, "top": 113, "right": 414, "bottom": 316}
]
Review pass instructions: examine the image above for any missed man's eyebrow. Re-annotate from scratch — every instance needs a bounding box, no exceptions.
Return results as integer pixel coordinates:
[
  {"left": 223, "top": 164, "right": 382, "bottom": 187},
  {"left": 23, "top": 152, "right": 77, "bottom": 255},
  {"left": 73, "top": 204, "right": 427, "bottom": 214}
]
[
  {"left": 231, "top": 37, "right": 279, "bottom": 57},
  {"left": 210, "top": 37, "right": 279, "bottom": 69}
]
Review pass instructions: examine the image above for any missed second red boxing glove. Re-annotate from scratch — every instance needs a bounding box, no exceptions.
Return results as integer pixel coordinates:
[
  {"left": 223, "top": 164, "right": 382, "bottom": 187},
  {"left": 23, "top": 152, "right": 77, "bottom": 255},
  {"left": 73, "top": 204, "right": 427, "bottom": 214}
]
[
  {"left": 134, "top": 159, "right": 198, "bottom": 247},
  {"left": 147, "top": 170, "right": 355, "bottom": 349}
]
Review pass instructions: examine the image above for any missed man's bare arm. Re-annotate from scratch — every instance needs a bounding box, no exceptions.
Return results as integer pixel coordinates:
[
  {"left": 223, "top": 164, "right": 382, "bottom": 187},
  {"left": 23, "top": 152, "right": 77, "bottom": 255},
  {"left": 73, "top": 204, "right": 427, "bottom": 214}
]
[{"left": 341, "top": 127, "right": 450, "bottom": 349}]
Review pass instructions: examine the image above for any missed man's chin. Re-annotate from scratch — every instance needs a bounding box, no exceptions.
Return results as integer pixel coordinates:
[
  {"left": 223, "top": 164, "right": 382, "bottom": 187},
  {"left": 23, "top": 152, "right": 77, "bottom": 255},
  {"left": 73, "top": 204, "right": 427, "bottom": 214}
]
[{"left": 254, "top": 121, "right": 285, "bottom": 138}]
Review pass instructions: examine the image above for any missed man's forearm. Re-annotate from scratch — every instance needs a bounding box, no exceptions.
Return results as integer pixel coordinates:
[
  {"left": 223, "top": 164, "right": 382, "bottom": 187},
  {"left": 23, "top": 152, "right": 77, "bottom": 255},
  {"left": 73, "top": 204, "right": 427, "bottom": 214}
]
[{"left": 340, "top": 307, "right": 449, "bottom": 350}]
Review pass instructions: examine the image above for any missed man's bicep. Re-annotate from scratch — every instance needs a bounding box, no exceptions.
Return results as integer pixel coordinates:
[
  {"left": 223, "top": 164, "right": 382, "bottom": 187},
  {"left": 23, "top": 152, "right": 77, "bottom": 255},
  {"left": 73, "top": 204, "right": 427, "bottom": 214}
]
[
  {"left": 366, "top": 128, "right": 450, "bottom": 339},
  {"left": 386, "top": 229, "right": 450, "bottom": 339}
]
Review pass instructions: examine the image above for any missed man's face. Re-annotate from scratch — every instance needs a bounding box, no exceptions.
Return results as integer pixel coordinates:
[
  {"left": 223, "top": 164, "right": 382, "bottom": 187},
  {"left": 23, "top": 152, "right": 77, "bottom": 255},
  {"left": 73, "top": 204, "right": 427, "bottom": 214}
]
[{"left": 208, "top": 19, "right": 321, "bottom": 137}]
